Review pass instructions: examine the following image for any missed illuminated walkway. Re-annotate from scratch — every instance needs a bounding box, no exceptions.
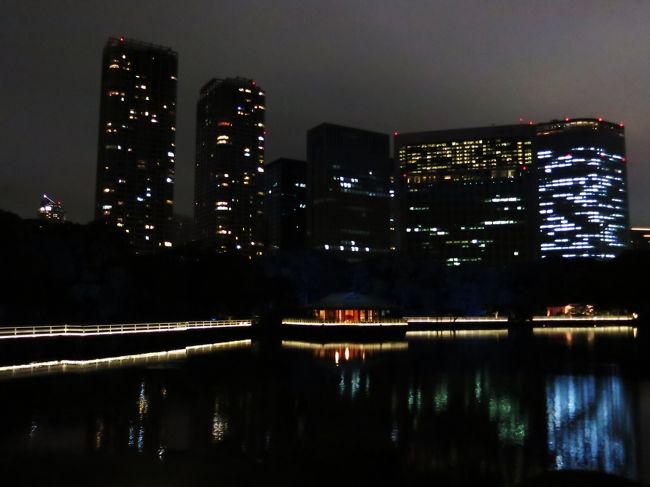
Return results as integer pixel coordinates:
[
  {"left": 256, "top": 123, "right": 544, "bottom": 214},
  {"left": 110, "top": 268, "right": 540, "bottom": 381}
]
[
  {"left": 0, "top": 320, "right": 251, "bottom": 340},
  {"left": 0, "top": 340, "right": 252, "bottom": 379}
]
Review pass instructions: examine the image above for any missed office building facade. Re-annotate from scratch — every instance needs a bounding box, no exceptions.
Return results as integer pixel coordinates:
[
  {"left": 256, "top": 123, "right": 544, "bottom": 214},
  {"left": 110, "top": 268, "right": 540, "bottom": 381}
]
[
  {"left": 536, "top": 119, "right": 629, "bottom": 259},
  {"left": 396, "top": 125, "right": 538, "bottom": 265},
  {"left": 95, "top": 37, "right": 177, "bottom": 252},
  {"left": 307, "top": 123, "right": 392, "bottom": 256},
  {"left": 194, "top": 77, "right": 265, "bottom": 256},
  {"left": 265, "top": 158, "right": 307, "bottom": 252}
]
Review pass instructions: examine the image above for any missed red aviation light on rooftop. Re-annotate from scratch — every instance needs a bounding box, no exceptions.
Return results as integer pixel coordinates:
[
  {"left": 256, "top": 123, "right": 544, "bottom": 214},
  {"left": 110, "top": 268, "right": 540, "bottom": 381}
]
[
  {"left": 619, "top": 122, "right": 625, "bottom": 128},
  {"left": 564, "top": 117, "right": 570, "bottom": 122},
  {"left": 598, "top": 117, "right": 603, "bottom": 122},
  {"left": 119, "top": 36, "right": 125, "bottom": 43},
  {"left": 393, "top": 131, "right": 400, "bottom": 136}
]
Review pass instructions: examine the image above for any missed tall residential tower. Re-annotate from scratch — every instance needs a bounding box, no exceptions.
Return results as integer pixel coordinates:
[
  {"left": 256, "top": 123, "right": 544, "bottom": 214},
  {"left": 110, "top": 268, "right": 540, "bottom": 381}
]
[
  {"left": 194, "top": 77, "right": 266, "bottom": 256},
  {"left": 95, "top": 37, "right": 178, "bottom": 252}
]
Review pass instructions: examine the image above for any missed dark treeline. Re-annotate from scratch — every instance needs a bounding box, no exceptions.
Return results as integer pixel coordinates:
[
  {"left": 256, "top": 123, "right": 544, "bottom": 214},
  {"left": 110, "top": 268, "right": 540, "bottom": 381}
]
[{"left": 0, "top": 210, "right": 647, "bottom": 326}]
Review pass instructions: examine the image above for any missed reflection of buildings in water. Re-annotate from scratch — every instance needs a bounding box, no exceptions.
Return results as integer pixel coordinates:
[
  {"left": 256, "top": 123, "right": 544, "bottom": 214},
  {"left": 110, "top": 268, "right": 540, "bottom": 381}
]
[
  {"left": 638, "top": 382, "right": 650, "bottom": 484},
  {"left": 546, "top": 374, "right": 636, "bottom": 480},
  {"left": 474, "top": 371, "right": 528, "bottom": 446},
  {"left": 337, "top": 368, "right": 369, "bottom": 400},
  {"left": 135, "top": 380, "right": 148, "bottom": 452},
  {"left": 212, "top": 396, "right": 228, "bottom": 443},
  {"left": 395, "top": 370, "right": 533, "bottom": 486},
  {"left": 281, "top": 341, "right": 408, "bottom": 366}
]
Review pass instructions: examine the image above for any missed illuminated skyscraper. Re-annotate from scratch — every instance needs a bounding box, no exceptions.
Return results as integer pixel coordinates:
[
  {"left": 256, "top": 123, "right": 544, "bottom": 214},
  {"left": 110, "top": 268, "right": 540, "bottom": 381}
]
[
  {"left": 537, "top": 119, "right": 629, "bottom": 259},
  {"left": 194, "top": 77, "right": 266, "bottom": 256},
  {"left": 95, "top": 37, "right": 177, "bottom": 253},
  {"left": 307, "top": 123, "right": 392, "bottom": 256},
  {"left": 396, "top": 125, "right": 538, "bottom": 265}
]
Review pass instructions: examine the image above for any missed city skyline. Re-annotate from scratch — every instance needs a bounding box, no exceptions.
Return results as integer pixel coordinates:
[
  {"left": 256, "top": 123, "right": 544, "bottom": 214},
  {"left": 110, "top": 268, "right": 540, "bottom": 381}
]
[{"left": 2, "top": 1, "right": 650, "bottom": 225}]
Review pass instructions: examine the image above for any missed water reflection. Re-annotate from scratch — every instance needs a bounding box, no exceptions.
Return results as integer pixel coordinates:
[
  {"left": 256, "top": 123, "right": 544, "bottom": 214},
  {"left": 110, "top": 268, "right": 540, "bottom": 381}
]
[
  {"left": 282, "top": 341, "right": 408, "bottom": 365},
  {"left": 407, "top": 329, "right": 509, "bottom": 340},
  {"left": 546, "top": 373, "right": 636, "bottom": 479},
  {"left": 212, "top": 396, "right": 228, "bottom": 443},
  {"left": 0, "top": 334, "right": 645, "bottom": 486}
]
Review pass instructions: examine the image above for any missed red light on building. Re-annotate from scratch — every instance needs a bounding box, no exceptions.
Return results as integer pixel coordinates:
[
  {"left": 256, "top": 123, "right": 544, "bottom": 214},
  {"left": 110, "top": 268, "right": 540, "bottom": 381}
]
[
  {"left": 598, "top": 117, "right": 603, "bottom": 122},
  {"left": 619, "top": 122, "right": 624, "bottom": 128},
  {"left": 564, "top": 117, "right": 570, "bottom": 122},
  {"left": 528, "top": 121, "right": 533, "bottom": 125},
  {"left": 119, "top": 37, "right": 125, "bottom": 43},
  {"left": 522, "top": 165, "right": 528, "bottom": 171},
  {"left": 393, "top": 131, "right": 400, "bottom": 136},
  {"left": 402, "top": 172, "right": 408, "bottom": 178}
]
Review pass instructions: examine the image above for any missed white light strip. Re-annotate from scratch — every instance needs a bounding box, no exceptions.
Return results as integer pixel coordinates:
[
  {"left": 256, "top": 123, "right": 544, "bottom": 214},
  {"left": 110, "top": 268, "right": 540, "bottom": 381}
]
[
  {"left": 405, "top": 317, "right": 509, "bottom": 323},
  {"left": 406, "top": 329, "right": 509, "bottom": 339},
  {"left": 531, "top": 316, "right": 633, "bottom": 321},
  {"left": 282, "top": 320, "right": 407, "bottom": 327},
  {"left": 0, "top": 320, "right": 252, "bottom": 340},
  {"left": 281, "top": 341, "right": 408, "bottom": 351},
  {"left": 532, "top": 326, "right": 636, "bottom": 335},
  {"left": 0, "top": 339, "right": 252, "bottom": 379},
  {"left": 405, "top": 315, "right": 633, "bottom": 323}
]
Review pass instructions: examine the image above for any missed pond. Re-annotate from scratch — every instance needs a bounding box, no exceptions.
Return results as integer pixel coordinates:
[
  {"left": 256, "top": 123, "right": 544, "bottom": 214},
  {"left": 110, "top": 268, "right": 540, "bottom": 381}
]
[{"left": 0, "top": 327, "right": 647, "bottom": 486}]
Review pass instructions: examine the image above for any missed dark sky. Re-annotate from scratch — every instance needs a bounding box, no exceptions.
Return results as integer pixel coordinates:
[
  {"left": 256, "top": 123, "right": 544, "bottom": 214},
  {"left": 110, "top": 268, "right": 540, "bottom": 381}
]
[{"left": 1, "top": 0, "right": 649, "bottom": 224}]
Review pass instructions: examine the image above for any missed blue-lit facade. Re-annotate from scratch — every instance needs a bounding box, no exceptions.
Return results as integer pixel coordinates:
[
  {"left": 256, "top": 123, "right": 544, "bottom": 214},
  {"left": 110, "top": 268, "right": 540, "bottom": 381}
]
[{"left": 537, "top": 119, "right": 629, "bottom": 259}]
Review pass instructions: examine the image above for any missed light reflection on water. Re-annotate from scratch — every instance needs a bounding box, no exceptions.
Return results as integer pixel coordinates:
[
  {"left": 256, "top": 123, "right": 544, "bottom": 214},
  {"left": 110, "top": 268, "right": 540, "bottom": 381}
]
[
  {"left": 546, "top": 373, "right": 636, "bottom": 479},
  {"left": 0, "top": 330, "right": 646, "bottom": 486}
]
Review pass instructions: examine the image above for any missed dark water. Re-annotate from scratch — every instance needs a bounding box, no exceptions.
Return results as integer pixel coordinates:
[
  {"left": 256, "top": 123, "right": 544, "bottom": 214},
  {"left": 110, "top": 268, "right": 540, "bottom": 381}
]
[{"left": 0, "top": 328, "right": 648, "bottom": 486}]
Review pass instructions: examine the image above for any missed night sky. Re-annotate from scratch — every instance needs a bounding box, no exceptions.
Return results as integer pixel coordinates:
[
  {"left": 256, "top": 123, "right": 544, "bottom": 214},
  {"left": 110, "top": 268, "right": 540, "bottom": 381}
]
[{"left": 1, "top": 0, "right": 649, "bottom": 224}]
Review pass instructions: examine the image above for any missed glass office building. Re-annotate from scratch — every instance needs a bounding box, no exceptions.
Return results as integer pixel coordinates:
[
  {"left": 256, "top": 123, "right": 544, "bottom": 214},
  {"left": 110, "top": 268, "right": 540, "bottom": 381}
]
[
  {"left": 536, "top": 119, "right": 629, "bottom": 259},
  {"left": 396, "top": 125, "right": 538, "bottom": 265}
]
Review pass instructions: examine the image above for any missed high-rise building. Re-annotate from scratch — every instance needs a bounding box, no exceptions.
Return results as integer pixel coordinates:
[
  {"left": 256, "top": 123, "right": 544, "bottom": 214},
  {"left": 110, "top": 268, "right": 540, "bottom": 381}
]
[
  {"left": 95, "top": 37, "right": 177, "bottom": 253},
  {"left": 265, "top": 158, "right": 307, "bottom": 252},
  {"left": 396, "top": 125, "right": 538, "bottom": 265},
  {"left": 194, "top": 77, "right": 266, "bottom": 256},
  {"left": 307, "top": 123, "right": 392, "bottom": 256},
  {"left": 536, "top": 119, "right": 629, "bottom": 259},
  {"left": 38, "top": 194, "right": 65, "bottom": 222}
]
